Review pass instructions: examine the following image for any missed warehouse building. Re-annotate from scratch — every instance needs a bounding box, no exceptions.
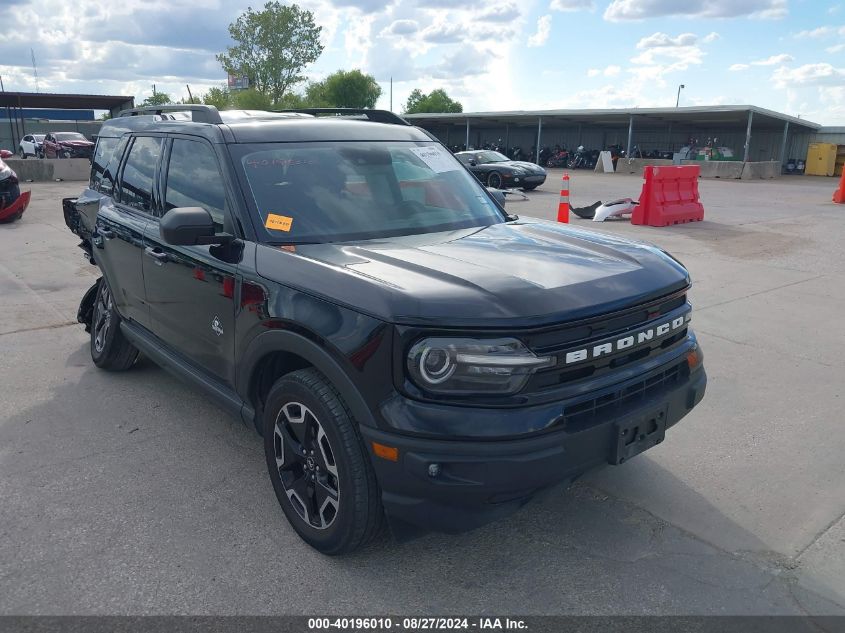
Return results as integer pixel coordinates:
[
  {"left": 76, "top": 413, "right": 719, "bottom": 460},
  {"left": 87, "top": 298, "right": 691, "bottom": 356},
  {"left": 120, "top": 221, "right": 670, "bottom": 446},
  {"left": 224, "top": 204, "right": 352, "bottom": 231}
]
[{"left": 405, "top": 105, "right": 840, "bottom": 172}]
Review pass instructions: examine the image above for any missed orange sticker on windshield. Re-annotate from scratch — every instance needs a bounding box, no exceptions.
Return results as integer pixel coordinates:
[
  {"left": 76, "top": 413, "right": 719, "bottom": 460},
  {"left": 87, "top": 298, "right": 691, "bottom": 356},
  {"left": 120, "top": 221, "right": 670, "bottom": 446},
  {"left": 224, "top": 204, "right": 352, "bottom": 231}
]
[{"left": 265, "top": 213, "right": 293, "bottom": 232}]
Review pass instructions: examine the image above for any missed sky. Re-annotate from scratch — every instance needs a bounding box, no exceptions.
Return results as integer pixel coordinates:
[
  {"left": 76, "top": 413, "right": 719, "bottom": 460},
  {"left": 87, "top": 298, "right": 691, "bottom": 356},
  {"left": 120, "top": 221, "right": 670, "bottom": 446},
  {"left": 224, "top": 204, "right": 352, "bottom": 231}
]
[{"left": 0, "top": 0, "right": 843, "bottom": 124}]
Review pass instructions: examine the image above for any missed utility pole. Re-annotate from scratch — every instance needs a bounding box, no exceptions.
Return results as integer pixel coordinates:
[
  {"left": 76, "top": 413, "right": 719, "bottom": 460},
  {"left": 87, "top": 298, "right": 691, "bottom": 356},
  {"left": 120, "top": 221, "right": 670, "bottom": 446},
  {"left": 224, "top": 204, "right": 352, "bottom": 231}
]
[
  {"left": 186, "top": 84, "right": 194, "bottom": 103},
  {"left": 31, "top": 49, "right": 39, "bottom": 93},
  {"left": 390, "top": 77, "right": 393, "bottom": 112},
  {"left": 675, "top": 84, "right": 685, "bottom": 107}
]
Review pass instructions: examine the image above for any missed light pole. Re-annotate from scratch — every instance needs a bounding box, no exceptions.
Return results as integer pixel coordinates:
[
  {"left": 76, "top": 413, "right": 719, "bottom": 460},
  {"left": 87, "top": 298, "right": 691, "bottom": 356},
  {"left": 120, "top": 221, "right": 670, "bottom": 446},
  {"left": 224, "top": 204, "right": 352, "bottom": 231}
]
[{"left": 676, "top": 84, "right": 685, "bottom": 107}]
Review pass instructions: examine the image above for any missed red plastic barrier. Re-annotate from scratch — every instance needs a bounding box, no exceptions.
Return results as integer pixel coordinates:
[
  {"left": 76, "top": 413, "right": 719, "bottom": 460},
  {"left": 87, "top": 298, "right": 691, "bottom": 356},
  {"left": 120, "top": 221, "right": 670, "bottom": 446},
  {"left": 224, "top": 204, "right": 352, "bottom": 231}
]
[
  {"left": 0, "top": 190, "right": 31, "bottom": 221},
  {"left": 833, "top": 169, "right": 845, "bottom": 204},
  {"left": 631, "top": 165, "right": 704, "bottom": 227}
]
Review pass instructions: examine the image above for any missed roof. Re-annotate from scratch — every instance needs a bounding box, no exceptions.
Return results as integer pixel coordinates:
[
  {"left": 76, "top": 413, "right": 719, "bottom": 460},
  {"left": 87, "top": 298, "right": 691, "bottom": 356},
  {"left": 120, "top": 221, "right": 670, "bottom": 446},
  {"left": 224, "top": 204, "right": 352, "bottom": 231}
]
[
  {"left": 101, "top": 111, "right": 432, "bottom": 144},
  {"left": 404, "top": 105, "right": 821, "bottom": 131},
  {"left": 0, "top": 91, "right": 134, "bottom": 111}
]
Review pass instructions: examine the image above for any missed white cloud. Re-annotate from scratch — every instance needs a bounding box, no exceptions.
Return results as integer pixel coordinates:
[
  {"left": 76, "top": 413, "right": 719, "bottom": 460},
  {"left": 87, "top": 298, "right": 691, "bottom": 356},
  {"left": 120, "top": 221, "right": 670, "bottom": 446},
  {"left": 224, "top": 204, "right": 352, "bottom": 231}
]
[
  {"left": 477, "top": 3, "right": 521, "bottom": 22},
  {"left": 772, "top": 63, "right": 845, "bottom": 88},
  {"left": 702, "top": 32, "right": 720, "bottom": 43},
  {"left": 752, "top": 53, "right": 794, "bottom": 65},
  {"left": 550, "top": 0, "right": 594, "bottom": 12},
  {"left": 605, "top": 0, "right": 787, "bottom": 21},
  {"left": 636, "top": 32, "right": 697, "bottom": 49},
  {"left": 382, "top": 19, "right": 419, "bottom": 35},
  {"left": 729, "top": 63, "right": 750, "bottom": 71},
  {"left": 587, "top": 65, "right": 622, "bottom": 77},
  {"left": 527, "top": 15, "right": 552, "bottom": 47},
  {"left": 793, "top": 26, "right": 840, "bottom": 38},
  {"left": 827, "top": 43, "right": 845, "bottom": 53}
]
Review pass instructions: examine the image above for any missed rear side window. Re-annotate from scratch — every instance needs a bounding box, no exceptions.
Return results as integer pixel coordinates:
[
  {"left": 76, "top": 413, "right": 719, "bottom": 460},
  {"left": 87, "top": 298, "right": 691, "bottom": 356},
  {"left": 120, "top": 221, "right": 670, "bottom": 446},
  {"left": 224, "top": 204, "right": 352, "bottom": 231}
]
[
  {"left": 164, "top": 139, "right": 227, "bottom": 232},
  {"left": 90, "top": 137, "right": 119, "bottom": 191},
  {"left": 118, "top": 136, "right": 162, "bottom": 213}
]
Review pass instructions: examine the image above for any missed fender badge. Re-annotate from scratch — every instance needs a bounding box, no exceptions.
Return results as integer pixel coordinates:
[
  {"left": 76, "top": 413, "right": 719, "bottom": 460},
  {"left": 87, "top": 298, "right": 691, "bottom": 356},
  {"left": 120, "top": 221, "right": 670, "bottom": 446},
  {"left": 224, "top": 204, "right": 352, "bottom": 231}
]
[{"left": 211, "top": 316, "right": 224, "bottom": 337}]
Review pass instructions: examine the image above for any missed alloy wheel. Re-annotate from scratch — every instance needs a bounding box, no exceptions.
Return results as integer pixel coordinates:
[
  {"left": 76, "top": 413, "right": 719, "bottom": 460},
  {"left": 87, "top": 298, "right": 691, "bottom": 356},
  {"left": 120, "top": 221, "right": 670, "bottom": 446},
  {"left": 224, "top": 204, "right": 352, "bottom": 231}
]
[
  {"left": 92, "top": 282, "right": 113, "bottom": 354},
  {"left": 273, "top": 402, "right": 340, "bottom": 530}
]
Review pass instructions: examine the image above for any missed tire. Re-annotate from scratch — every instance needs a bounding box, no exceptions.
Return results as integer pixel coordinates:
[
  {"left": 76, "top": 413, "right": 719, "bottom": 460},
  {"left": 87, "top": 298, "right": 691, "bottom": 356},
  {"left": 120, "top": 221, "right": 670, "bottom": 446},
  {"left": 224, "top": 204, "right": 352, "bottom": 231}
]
[
  {"left": 19, "top": 148, "right": 26, "bottom": 159},
  {"left": 522, "top": 185, "right": 538, "bottom": 191},
  {"left": 487, "top": 171, "right": 503, "bottom": 188},
  {"left": 263, "top": 368, "right": 383, "bottom": 555},
  {"left": 90, "top": 278, "right": 139, "bottom": 371}
]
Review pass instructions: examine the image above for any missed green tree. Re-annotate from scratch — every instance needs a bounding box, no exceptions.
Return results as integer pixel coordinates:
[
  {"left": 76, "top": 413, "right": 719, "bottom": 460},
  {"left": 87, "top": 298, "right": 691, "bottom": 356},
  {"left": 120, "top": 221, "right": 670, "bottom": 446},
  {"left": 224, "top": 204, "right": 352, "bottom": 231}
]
[
  {"left": 404, "top": 88, "right": 463, "bottom": 114},
  {"left": 141, "top": 92, "right": 173, "bottom": 107},
  {"left": 202, "top": 86, "right": 232, "bottom": 110},
  {"left": 216, "top": 1, "right": 324, "bottom": 104},
  {"left": 232, "top": 88, "right": 274, "bottom": 110},
  {"left": 306, "top": 69, "right": 382, "bottom": 108}
]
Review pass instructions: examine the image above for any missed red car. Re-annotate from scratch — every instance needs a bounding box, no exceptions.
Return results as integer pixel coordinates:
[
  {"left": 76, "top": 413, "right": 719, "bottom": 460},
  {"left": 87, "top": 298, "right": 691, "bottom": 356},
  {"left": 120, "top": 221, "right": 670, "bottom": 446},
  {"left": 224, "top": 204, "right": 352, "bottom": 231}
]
[
  {"left": 43, "top": 132, "right": 95, "bottom": 159},
  {"left": 0, "top": 155, "right": 30, "bottom": 222}
]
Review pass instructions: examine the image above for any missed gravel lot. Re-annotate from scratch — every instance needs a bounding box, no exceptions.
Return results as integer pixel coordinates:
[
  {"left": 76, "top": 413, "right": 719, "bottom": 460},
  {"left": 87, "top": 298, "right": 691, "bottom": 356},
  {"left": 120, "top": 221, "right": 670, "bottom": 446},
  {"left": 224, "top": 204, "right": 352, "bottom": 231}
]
[{"left": 1, "top": 173, "right": 843, "bottom": 615}]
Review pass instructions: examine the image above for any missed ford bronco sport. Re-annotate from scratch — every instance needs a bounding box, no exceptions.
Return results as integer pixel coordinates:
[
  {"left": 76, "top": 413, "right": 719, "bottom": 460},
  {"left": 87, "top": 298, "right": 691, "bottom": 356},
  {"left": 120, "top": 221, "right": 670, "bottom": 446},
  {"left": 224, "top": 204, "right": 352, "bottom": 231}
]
[{"left": 63, "top": 105, "right": 706, "bottom": 554}]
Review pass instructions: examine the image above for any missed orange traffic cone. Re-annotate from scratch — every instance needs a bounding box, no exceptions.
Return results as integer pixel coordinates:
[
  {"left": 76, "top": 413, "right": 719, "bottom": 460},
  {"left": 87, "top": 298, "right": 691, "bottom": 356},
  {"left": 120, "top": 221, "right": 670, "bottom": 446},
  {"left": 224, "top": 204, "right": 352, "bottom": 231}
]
[
  {"left": 834, "top": 169, "right": 845, "bottom": 204},
  {"left": 557, "top": 172, "right": 570, "bottom": 223}
]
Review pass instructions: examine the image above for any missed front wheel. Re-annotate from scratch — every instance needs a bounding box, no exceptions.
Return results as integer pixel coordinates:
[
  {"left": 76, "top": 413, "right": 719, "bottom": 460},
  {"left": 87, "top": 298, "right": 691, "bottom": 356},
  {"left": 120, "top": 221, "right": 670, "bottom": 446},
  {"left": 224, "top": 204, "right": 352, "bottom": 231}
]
[
  {"left": 263, "top": 368, "right": 383, "bottom": 555},
  {"left": 19, "top": 148, "right": 26, "bottom": 159},
  {"left": 487, "top": 171, "right": 503, "bottom": 188},
  {"left": 90, "top": 278, "right": 139, "bottom": 371}
]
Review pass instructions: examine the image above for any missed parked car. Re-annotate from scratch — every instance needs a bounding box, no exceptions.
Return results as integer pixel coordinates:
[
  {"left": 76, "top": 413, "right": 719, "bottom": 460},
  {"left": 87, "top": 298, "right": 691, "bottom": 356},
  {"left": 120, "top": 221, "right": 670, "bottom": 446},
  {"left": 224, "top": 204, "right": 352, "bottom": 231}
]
[
  {"left": 0, "top": 149, "right": 13, "bottom": 159},
  {"left": 63, "top": 105, "right": 706, "bottom": 554},
  {"left": 455, "top": 150, "right": 547, "bottom": 190},
  {"left": 0, "top": 155, "right": 30, "bottom": 222},
  {"left": 43, "top": 132, "right": 95, "bottom": 159},
  {"left": 18, "top": 134, "right": 46, "bottom": 159}
]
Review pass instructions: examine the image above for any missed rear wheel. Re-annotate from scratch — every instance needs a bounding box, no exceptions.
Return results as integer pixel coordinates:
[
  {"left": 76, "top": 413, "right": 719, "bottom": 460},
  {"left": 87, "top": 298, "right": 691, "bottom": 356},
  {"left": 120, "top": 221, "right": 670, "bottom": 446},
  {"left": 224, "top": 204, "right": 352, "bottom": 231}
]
[
  {"left": 263, "top": 368, "right": 383, "bottom": 555},
  {"left": 90, "top": 278, "right": 139, "bottom": 371}
]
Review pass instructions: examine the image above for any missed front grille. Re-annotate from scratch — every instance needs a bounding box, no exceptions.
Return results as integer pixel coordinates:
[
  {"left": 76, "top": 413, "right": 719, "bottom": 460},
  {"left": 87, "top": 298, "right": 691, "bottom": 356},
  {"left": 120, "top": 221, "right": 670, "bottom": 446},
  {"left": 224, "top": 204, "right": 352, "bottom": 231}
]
[
  {"left": 561, "top": 361, "right": 687, "bottom": 433},
  {"left": 521, "top": 290, "right": 690, "bottom": 393}
]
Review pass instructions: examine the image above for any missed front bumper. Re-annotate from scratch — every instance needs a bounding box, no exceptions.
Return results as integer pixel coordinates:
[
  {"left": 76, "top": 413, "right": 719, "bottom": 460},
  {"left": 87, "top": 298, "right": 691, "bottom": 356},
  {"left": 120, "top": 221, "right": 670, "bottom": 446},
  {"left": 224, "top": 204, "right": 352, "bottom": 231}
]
[
  {"left": 505, "top": 173, "right": 546, "bottom": 188},
  {"left": 0, "top": 185, "right": 29, "bottom": 221},
  {"left": 361, "top": 361, "right": 706, "bottom": 533}
]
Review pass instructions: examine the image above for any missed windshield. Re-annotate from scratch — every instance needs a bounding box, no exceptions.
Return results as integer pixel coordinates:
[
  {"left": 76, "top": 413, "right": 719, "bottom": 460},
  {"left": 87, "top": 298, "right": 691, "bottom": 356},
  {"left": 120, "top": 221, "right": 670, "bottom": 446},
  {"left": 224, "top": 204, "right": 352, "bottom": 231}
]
[
  {"left": 236, "top": 141, "right": 505, "bottom": 244},
  {"left": 55, "top": 132, "right": 88, "bottom": 142},
  {"left": 34, "top": 135, "right": 45, "bottom": 142},
  {"left": 476, "top": 151, "right": 509, "bottom": 164}
]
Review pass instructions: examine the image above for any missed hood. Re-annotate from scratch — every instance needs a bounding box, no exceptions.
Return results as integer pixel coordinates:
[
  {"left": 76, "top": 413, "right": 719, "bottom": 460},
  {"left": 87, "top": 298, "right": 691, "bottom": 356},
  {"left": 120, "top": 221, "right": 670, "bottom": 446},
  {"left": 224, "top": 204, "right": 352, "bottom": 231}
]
[
  {"left": 506, "top": 161, "right": 546, "bottom": 173},
  {"left": 255, "top": 220, "right": 689, "bottom": 328},
  {"left": 59, "top": 140, "right": 94, "bottom": 147}
]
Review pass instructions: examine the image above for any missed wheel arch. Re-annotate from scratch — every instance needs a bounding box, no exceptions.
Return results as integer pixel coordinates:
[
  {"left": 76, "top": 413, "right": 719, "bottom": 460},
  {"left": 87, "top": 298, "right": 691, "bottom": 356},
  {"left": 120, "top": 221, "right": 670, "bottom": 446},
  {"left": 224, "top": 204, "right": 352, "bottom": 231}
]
[{"left": 239, "top": 330, "right": 378, "bottom": 435}]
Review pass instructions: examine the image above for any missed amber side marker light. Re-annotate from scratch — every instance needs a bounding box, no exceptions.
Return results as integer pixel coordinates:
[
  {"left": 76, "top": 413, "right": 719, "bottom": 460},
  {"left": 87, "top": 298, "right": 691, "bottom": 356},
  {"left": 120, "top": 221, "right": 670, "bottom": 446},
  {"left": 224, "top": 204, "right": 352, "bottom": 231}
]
[
  {"left": 372, "top": 442, "right": 399, "bottom": 462},
  {"left": 686, "top": 349, "right": 701, "bottom": 369}
]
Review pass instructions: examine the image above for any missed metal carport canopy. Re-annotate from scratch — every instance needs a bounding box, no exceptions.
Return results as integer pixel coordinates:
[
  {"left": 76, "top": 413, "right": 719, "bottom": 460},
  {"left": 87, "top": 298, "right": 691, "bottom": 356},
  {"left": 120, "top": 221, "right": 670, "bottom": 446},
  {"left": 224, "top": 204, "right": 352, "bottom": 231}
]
[
  {"left": 404, "top": 105, "right": 820, "bottom": 131},
  {"left": 0, "top": 91, "right": 135, "bottom": 113}
]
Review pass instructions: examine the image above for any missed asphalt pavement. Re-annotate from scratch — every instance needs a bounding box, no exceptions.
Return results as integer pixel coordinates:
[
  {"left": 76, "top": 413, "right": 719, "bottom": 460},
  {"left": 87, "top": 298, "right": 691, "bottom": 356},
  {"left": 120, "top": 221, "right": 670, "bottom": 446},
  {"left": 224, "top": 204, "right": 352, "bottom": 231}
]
[{"left": 0, "top": 175, "right": 843, "bottom": 615}]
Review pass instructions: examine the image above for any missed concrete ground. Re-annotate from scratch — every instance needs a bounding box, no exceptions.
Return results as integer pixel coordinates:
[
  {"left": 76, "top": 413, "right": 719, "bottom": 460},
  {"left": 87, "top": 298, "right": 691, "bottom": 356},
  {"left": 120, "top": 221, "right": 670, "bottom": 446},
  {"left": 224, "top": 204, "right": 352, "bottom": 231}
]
[{"left": 0, "top": 174, "right": 843, "bottom": 616}]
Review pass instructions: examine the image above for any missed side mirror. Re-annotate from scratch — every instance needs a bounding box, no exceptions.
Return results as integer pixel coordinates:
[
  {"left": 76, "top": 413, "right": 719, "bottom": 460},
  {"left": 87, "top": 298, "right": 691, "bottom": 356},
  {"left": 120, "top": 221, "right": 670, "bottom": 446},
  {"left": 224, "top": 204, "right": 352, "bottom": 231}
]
[
  {"left": 160, "top": 206, "right": 230, "bottom": 246},
  {"left": 487, "top": 187, "right": 506, "bottom": 207},
  {"left": 468, "top": 159, "right": 477, "bottom": 166}
]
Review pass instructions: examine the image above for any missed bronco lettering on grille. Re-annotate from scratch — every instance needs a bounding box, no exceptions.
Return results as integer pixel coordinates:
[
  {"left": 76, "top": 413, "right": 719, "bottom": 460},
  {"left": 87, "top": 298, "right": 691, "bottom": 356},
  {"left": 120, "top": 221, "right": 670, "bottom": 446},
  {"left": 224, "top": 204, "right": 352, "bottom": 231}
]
[{"left": 563, "top": 313, "right": 691, "bottom": 366}]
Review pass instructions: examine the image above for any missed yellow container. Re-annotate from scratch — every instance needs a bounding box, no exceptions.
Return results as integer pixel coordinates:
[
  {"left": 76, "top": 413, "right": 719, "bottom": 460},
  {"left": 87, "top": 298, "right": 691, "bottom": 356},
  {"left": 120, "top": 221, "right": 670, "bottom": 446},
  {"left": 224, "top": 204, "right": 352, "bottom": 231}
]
[{"left": 806, "top": 142, "right": 838, "bottom": 176}]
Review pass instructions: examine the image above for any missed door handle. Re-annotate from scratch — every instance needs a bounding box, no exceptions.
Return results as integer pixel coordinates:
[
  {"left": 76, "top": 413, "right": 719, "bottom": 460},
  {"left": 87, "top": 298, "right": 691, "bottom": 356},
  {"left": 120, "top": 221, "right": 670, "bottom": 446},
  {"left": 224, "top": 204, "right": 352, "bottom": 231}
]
[
  {"left": 98, "top": 227, "right": 115, "bottom": 239},
  {"left": 144, "top": 247, "right": 169, "bottom": 263}
]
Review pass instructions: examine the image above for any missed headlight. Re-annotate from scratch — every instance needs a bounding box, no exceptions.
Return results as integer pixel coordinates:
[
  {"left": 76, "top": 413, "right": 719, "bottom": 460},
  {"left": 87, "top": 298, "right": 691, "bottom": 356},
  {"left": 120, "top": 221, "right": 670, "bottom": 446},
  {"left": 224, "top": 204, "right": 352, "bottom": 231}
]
[
  {"left": 0, "top": 165, "right": 12, "bottom": 181},
  {"left": 407, "top": 337, "right": 554, "bottom": 395}
]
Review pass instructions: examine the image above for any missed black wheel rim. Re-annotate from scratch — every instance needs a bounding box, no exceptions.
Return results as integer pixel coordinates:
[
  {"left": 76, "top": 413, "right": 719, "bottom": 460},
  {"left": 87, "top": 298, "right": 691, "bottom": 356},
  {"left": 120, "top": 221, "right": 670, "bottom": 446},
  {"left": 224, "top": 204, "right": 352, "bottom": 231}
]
[
  {"left": 92, "top": 282, "right": 112, "bottom": 354},
  {"left": 489, "top": 173, "right": 501, "bottom": 188},
  {"left": 273, "top": 402, "right": 340, "bottom": 530}
]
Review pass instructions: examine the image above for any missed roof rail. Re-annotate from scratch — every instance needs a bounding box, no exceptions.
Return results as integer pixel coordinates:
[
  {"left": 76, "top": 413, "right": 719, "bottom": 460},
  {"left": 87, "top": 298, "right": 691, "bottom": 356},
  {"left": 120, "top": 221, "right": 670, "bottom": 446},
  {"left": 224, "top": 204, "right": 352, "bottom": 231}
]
[
  {"left": 274, "top": 108, "right": 410, "bottom": 126},
  {"left": 118, "top": 104, "right": 223, "bottom": 124}
]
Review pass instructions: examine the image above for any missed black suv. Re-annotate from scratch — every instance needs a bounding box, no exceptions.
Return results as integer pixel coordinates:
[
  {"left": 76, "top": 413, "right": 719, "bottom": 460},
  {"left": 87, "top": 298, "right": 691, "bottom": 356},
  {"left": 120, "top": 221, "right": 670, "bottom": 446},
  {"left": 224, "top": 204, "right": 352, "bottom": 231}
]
[{"left": 64, "top": 105, "right": 706, "bottom": 554}]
